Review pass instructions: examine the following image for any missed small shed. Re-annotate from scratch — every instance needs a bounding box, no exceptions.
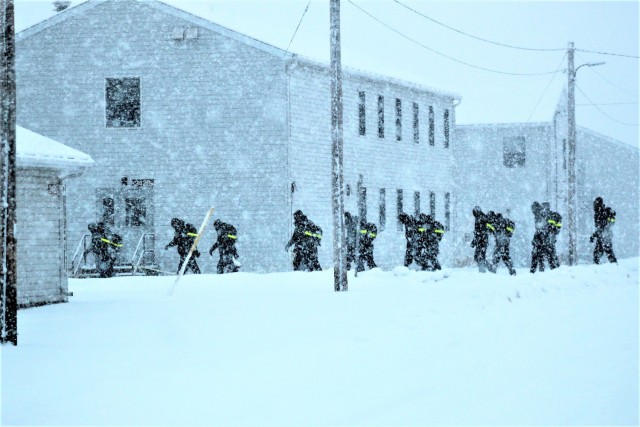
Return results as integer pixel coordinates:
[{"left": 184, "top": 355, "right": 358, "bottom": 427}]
[{"left": 16, "top": 126, "right": 93, "bottom": 307}]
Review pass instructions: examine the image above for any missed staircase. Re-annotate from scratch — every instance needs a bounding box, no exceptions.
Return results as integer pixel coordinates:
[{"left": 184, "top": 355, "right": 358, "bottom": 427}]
[{"left": 70, "top": 233, "right": 159, "bottom": 278}]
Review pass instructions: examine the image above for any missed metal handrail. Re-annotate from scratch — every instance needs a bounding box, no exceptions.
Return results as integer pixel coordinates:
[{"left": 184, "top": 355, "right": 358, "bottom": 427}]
[
  {"left": 70, "top": 234, "right": 90, "bottom": 277},
  {"left": 132, "top": 233, "right": 155, "bottom": 275}
]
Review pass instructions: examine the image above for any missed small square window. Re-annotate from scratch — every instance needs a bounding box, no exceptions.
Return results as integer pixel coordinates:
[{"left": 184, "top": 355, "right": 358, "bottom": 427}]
[
  {"left": 504, "top": 137, "right": 526, "bottom": 168},
  {"left": 106, "top": 78, "right": 140, "bottom": 128}
]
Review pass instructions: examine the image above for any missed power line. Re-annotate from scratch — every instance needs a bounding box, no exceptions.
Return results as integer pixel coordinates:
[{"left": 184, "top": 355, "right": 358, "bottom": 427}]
[
  {"left": 346, "top": 0, "right": 560, "bottom": 76},
  {"left": 284, "top": 1, "right": 310, "bottom": 53},
  {"left": 576, "top": 48, "right": 639, "bottom": 59},
  {"left": 576, "top": 52, "right": 639, "bottom": 99},
  {"left": 527, "top": 52, "right": 567, "bottom": 121},
  {"left": 391, "top": 0, "right": 565, "bottom": 53},
  {"left": 576, "top": 83, "right": 638, "bottom": 126},
  {"left": 576, "top": 102, "right": 638, "bottom": 106}
]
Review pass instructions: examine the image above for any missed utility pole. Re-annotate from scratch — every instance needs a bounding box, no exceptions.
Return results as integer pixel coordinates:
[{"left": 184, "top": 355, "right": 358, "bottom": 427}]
[
  {"left": 330, "top": 0, "right": 347, "bottom": 291},
  {"left": 566, "top": 42, "right": 604, "bottom": 267},
  {"left": 566, "top": 41, "right": 577, "bottom": 266},
  {"left": 0, "top": 0, "right": 18, "bottom": 345}
]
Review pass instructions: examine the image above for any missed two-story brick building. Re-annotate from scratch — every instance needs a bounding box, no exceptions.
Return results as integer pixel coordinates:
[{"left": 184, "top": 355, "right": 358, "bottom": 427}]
[{"left": 16, "top": 0, "right": 459, "bottom": 273}]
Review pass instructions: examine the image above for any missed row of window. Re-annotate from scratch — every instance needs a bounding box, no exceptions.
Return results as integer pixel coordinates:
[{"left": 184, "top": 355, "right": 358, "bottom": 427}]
[
  {"left": 356, "top": 187, "right": 451, "bottom": 232},
  {"left": 358, "top": 91, "right": 450, "bottom": 148}
]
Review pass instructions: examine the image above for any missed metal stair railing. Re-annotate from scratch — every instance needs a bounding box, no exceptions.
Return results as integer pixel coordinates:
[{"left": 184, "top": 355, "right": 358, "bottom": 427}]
[
  {"left": 131, "top": 233, "right": 155, "bottom": 275},
  {"left": 70, "top": 234, "right": 91, "bottom": 277}
]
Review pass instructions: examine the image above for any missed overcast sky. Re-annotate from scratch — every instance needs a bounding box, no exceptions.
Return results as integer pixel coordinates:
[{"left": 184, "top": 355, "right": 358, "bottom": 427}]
[{"left": 16, "top": 0, "right": 639, "bottom": 147}]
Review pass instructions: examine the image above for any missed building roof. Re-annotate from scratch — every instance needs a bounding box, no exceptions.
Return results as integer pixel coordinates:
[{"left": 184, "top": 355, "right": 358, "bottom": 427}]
[
  {"left": 16, "top": 0, "right": 460, "bottom": 101},
  {"left": 17, "top": 126, "right": 94, "bottom": 170}
]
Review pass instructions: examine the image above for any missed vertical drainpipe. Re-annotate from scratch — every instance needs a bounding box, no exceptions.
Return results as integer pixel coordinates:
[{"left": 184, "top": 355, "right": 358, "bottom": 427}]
[
  {"left": 285, "top": 56, "right": 293, "bottom": 260},
  {"left": 452, "top": 96, "right": 461, "bottom": 265}
]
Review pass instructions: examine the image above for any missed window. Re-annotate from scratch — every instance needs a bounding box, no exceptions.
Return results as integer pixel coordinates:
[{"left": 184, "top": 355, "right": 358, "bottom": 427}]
[
  {"left": 414, "top": 191, "right": 420, "bottom": 216},
  {"left": 413, "top": 102, "right": 419, "bottom": 144},
  {"left": 444, "top": 192, "right": 451, "bottom": 231},
  {"left": 429, "top": 106, "right": 435, "bottom": 146},
  {"left": 397, "top": 189, "right": 403, "bottom": 231},
  {"left": 125, "top": 197, "right": 147, "bottom": 226},
  {"left": 378, "top": 95, "right": 385, "bottom": 138},
  {"left": 379, "top": 188, "right": 386, "bottom": 231},
  {"left": 358, "top": 91, "right": 366, "bottom": 136},
  {"left": 106, "top": 78, "right": 140, "bottom": 128},
  {"left": 504, "top": 136, "right": 526, "bottom": 168},
  {"left": 562, "top": 138, "right": 567, "bottom": 170},
  {"left": 430, "top": 192, "right": 436, "bottom": 217},
  {"left": 360, "top": 187, "right": 368, "bottom": 222},
  {"left": 395, "top": 98, "right": 402, "bottom": 142},
  {"left": 101, "top": 197, "right": 114, "bottom": 226},
  {"left": 443, "top": 109, "right": 450, "bottom": 148}
]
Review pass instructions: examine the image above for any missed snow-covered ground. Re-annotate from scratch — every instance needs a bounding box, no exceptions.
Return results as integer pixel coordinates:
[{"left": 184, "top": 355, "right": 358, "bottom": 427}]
[{"left": 2, "top": 259, "right": 638, "bottom": 426}]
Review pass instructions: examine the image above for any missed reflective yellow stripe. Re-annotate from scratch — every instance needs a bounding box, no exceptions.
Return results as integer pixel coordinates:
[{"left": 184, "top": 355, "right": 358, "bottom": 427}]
[
  {"left": 486, "top": 224, "right": 495, "bottom": 231},
  {"left": 435, "top": 229, "right": 444, "bottom": 234},
  {"left": 227, "top": 234, "right": 237, "bottom": 239},
  {"left": 187, "top": 232, "right": 198, "bottom": 237},
  {"left": 418, "top": 227, "right": 426, "bottom": 232},
  {"left": 304, "top": 231, "right": 313, "bottom": 236},
  {"left": 608, "top": 218, "right": 616, "bottom": 222},
  {"left": 101, "top": 238, "right": 123, "bottom": 247},
  {"left": 369, "top": 233, "right": 376, "bottom": 238},
  {"left": 506, "top": 227, "right": 514, "bottom": 232},
  {"left": 555, "top": 223, "right": 562, "bottom": 228},
  {"left": 547, "top": 219, "right": 556, "bottom": 225},
  {"left": 360, "top": 230, "right": 368, "bottom": 234},
  {"left": 314, "top": 234, "right": 322, "bottom": 239}
]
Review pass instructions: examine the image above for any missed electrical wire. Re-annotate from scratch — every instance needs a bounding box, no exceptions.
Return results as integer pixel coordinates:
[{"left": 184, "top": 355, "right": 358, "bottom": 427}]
[
  {"left": 347, "top": 0, "right": 560, "bottom": 76},
  {"left": 284, "top": 1, "right": 310, "bottom": 53},
  {"left": 576, "top": 52, "right": 639, "bottom": 99},
  {"left": 576, "top": 48, "right": 639, "bottom": 59},
  {"left": 527, "top": 52, "right": 567, "bottom": 121},
  {"left": 575, "top": 83, "right": 638, "bottom": 126},
  {"left": 391, "top": 0, "right": 565, "bottom": 53}
]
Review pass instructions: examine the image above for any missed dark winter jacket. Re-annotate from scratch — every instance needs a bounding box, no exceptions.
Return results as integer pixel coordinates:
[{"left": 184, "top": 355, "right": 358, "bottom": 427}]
[
  {"left": 471, "top": 207, "right": 488, "bottom": 248},
  {"left": 210, "top": 220, "right": 239, "bottom": 258}
]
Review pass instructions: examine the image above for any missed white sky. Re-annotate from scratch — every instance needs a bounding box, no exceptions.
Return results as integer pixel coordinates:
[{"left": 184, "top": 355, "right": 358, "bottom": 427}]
[{"left": 16, "top": 0, "right": 640, "bottom": 147}]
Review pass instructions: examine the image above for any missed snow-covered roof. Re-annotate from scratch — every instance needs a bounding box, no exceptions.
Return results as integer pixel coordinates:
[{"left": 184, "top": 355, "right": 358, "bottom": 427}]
[
  {"left": 290, "top": 55, "right": 462, "bottom": 101},
  {"left": 17, "top": 126, "right": 94, "bottom": 171},
  {"left": 16, "top": 0, "right": 459, "bottom": 101},
  {"left": 16, "top": 0, "right": 288, "bottom": 59}
]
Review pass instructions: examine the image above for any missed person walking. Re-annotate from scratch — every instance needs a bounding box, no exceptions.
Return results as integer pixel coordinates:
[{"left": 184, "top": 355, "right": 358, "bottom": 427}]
[
  {"left": 471, "top": 206, "right": 490, "bottom": 273},
  {"left": 209, "top": 219, "right": 240, "bottom": 274},
  {"left": 165, "top": 217, "right": 201, "bottom": 274}
]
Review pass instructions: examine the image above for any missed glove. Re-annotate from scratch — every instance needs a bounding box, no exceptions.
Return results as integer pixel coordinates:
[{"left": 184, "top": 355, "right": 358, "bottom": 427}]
[
  {"left": 194, "top": 249, "right": 201, "bottom": 258},
  {"left": 164, "top": 245, "right": 169, "bottom": 250},
  {"left": 589, "top": 234, "right": 595, "bottom": 243},
  {"left": 209, "top": 248, "right": 214, "bottom": 256}
]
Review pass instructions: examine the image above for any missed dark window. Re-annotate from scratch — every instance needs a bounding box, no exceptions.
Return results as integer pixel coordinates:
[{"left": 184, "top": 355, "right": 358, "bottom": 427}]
[
  {"left": 361, "top": 187, "right": 368, "bottom": 222},
  {"left": 106, "top": 78, "right": 140, "bottom": 128},
  {"left": 429, "top": 106, "right": 435, "bottom": 146},
  {"left": 378, "top": 95, "right": 385, "bottom": 138},
  {"left": 414, "top": 191, "right": 420, "bottom": 216},
  {"left": 562, "top": 138, "right": 567, "bottom": 170},
  {"left": 358, "top": 91, "right": 366, "bottom": 136},
  {"left": 125, "top": 197, "right": 146, "bottom": 226},
  {"left": 444, "top": 109, "right": 450, "bottom": 148},
  {"left": 413, "top": 102, "right": 419, "bottom": 144},
  {"left": 445, "top": 192, "right": 451, "bottom": 231},
  {"left": 430, "top": 192, "right": 436, "bottom": 217},
  {"left": 504, "top": 136, "right": 526, "bottom": 168},
  {"left": 397, "top": 189, "right": 403, "bottom": 231},
  {"left": 101, "top": 197, "right": 114, "bottom": 226},
  {"left": 395, "top": 98, "right": 402, "bottom": 142},
  {"left": 379, "top": 188, "right": 386, "bottom": 231}
]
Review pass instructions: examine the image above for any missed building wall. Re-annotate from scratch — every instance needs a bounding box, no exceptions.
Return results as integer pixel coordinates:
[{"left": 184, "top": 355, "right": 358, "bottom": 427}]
[
  {"left": 288, "top": 61, "right": 457, "bottom": 269},
  {"left": 576, "top": 128, "right": 640, "bottom": 262},
  {"left": 455, "top": 122, "right": 639, "bottom": 268},
  {"left": 454, "top": 124, "right": 554, "bottom": 267},
  {"left": 17, "top": 0, "right": 291, "bottom": 273},
  {"left": 15, "top": 168, "right": 68, "bottom": 306}
]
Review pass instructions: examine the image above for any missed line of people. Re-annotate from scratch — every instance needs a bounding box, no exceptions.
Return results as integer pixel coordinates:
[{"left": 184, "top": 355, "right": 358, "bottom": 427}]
[{"left": 90, "top": 196, "right": 617, "bottom": 277}]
